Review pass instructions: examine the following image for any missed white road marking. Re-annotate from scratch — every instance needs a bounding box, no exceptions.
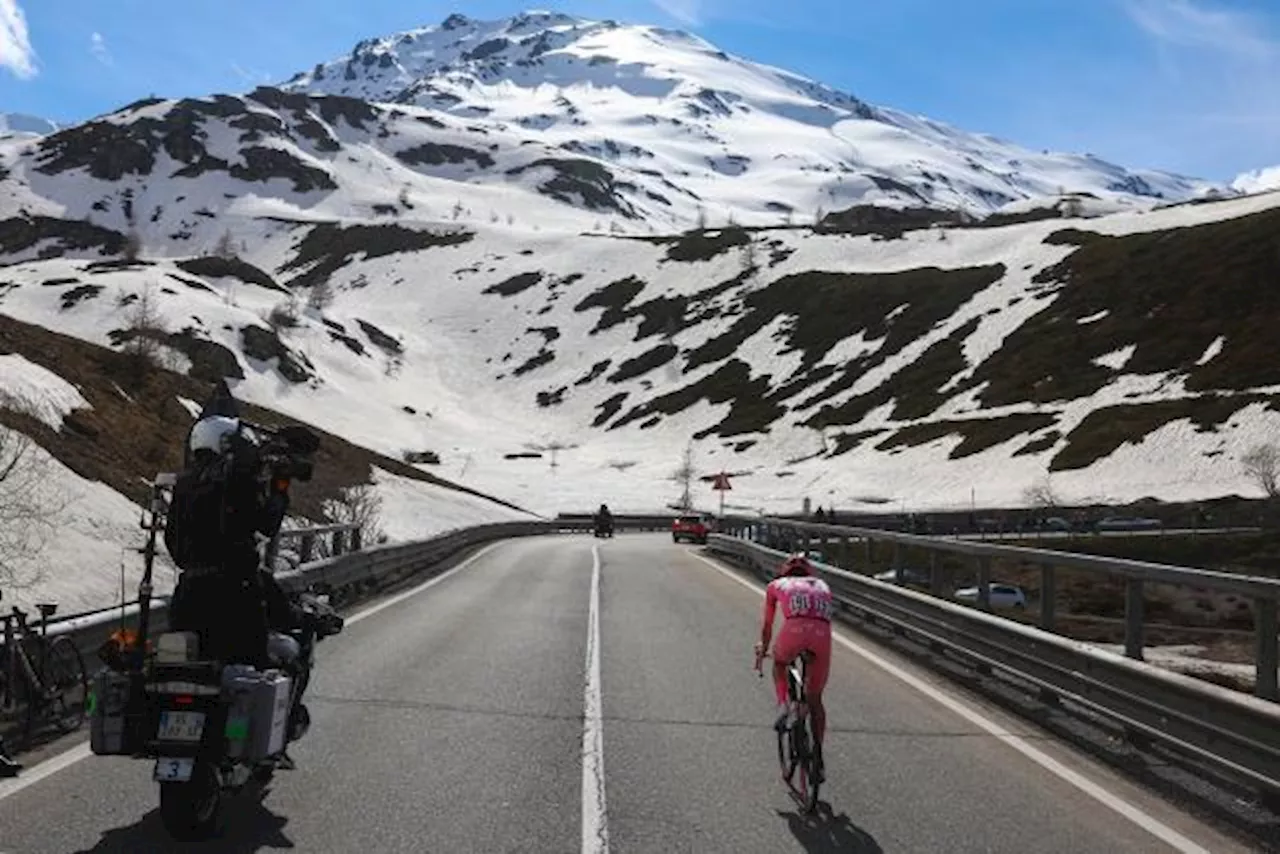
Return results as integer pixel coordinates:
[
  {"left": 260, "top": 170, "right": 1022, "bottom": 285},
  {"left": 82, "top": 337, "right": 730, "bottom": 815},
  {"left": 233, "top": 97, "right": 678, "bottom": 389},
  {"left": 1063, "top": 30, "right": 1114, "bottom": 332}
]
[
  {"left": 688, "top": 549, "right": 1213, "bottom": 854},
  {"left": 581, "top": 543, "right": 610, "bottom": 853},
  {"left": 0, "top": 540, "right": 506, "bottom": 802},
  {"left": 0, "top": 742, "right": 92, "bottom": 801}
]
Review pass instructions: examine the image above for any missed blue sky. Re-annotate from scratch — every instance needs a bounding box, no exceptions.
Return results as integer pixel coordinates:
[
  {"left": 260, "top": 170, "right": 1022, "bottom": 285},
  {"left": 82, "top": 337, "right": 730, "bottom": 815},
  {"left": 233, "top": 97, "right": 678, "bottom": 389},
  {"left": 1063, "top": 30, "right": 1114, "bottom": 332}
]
[{"left": 1, "top": 0, "right": 1277, "bottom": 181}]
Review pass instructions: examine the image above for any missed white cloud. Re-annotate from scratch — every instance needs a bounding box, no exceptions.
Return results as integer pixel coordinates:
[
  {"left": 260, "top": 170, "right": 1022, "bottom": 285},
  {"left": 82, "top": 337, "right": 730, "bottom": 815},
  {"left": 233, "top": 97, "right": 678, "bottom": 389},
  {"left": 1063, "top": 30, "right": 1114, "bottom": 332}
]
[
  {"left": 1120, "top": 0, "right": 1280, "bottom": 176},
  {"left": 1232, "top": 164, "right": 1280, "bottom": 194},
  {"left": 0, "top": 0, "right": 36, "bottom": 79},
  {"left": 1125, "top": 0, "right": 1277, "bottom": 61},
  {"left": 231, "top": 62, "right": 272, "bottom": 85},
  {"left": 649, "top": 0, "right": 705, "bottom": 26},
  {"left": 90, "top": 31, "right": 112, "bottom": 66}
]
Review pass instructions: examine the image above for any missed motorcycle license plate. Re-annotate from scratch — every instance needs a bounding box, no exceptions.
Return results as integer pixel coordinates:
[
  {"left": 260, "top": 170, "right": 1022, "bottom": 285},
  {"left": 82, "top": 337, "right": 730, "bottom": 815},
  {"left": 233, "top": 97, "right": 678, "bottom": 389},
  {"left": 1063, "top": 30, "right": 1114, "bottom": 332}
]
[
  {"left": 153, "top": 757, "right": 195, "bottom": 782},
  {"left": 157, "top": 710, "right": 206, "bottom": 742}
]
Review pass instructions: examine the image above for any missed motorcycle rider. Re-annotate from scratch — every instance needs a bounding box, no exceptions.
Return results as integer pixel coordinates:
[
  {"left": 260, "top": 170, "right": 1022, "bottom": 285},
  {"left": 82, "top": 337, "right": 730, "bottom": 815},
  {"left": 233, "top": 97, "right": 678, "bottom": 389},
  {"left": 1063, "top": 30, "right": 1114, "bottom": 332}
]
[
  {"left": 594, "top": 503, "right": 613, "bottom": 533},
  {"left": 164, "top": 413, "right": 289, "bottom": 668}
]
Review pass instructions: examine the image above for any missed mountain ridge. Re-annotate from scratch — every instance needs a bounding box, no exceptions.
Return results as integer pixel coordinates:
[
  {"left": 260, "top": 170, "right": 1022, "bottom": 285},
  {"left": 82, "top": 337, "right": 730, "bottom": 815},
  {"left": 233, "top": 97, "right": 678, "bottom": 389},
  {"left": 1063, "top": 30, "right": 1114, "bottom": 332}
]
[{"left": 276, "top": 10, "right": 1223, "bottom": 222}]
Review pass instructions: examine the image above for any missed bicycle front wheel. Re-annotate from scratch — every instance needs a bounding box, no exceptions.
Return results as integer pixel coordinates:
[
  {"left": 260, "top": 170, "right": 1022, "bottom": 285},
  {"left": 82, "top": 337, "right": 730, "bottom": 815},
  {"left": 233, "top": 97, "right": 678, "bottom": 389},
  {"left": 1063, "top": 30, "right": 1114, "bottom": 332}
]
[{"left": 44, "top": 636, "right": 88, "bottom": 733}]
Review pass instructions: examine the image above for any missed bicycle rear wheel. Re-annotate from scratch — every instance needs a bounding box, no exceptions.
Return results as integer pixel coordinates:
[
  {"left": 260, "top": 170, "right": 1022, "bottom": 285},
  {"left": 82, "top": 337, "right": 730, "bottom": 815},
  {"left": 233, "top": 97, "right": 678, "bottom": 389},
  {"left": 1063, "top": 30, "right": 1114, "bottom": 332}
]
[
  {"left": 43, "top": 636, "right": 88, "bottom": 733},
  {"left": 776, "top": 720, "right": 799, "bottom": 785}
]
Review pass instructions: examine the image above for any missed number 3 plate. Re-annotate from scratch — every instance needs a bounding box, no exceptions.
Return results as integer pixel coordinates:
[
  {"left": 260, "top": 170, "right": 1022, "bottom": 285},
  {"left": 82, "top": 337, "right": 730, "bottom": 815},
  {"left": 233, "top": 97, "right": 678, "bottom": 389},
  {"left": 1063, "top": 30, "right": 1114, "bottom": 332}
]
[{"left": 153, "top": 758, "right": 195, "bottom": 782}]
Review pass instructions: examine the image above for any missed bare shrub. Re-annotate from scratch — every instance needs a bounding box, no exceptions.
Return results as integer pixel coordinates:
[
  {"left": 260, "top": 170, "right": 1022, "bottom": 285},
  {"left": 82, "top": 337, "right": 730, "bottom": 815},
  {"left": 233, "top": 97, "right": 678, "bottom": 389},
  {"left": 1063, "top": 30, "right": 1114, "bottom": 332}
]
[
  {"left": 266, "top": 296, "right": 301, "bottom": 332},
  {"left": 123, "top": 230, "right": 143, "bottom": 261},
  {"left": 213, "top": 229, "right": 236, "bottom": 260},
  {"left": 1242, "top": 443, "right": 1280, "bottom": 498},
  {"left": 319, "top": 484, "right": 385, "bottom": 554},
  {"left": 671, "top": 442, "right": 695, "bottom": 510},
  {"left": 306, "top": 279, "right": 335, "bottom": 312},
  {"left": 0, "top": 401, "right": 73, "bottom": 591},
  {"left": 1021, "top": 476, "right": 1062, "bottom": 509},
  {"left": 120, "top": 285, "right": 167, "bottom": 379}
]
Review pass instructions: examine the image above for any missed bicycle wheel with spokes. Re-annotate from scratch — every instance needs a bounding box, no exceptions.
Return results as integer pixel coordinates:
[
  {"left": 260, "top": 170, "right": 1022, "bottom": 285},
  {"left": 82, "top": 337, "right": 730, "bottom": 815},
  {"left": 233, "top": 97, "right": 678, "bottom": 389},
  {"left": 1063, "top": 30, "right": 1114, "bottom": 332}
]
[
  {"left": 44, "top": 636, "right": 88, "bottom": 733},
  {"left": 789, "top": 718, "right": 820, "bottom": 813},
  {"left": 776, "top": 720, "right": 799, "bottom": 785},
  {"left": 796, "top": 721, "right": 821, "bottom": 813}
]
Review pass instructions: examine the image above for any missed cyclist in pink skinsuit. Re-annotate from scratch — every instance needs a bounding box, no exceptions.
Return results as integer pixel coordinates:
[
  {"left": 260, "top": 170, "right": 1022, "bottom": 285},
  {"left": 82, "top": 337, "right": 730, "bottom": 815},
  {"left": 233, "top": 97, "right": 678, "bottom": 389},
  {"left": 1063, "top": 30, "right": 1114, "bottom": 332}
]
[{"left": 755, "top": 554, "right": 833, "bottom": 774}]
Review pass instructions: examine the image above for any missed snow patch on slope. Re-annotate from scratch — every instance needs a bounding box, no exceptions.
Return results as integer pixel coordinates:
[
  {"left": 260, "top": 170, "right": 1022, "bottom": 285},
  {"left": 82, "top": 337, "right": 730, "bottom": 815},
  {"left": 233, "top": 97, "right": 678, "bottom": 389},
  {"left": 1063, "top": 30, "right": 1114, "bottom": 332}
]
[{"left": 0, "top": 354, "right": 91, "bottom": 428}]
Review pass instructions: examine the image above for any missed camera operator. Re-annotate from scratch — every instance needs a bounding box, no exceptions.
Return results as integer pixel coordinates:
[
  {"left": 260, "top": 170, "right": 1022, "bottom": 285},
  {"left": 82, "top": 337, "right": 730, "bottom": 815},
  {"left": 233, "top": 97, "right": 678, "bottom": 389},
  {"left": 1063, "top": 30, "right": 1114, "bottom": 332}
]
[{"left": 164, "top": 414, "right": 296, "bottom": 667}]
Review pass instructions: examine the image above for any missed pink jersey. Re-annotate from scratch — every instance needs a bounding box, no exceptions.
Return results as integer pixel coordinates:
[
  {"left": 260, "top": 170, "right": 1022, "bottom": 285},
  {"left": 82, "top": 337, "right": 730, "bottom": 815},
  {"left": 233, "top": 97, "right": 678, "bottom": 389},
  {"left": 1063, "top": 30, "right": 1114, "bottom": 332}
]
[
  {"left": 770, "top": 575, "right": 834, "bottom": 621},
  {"left": 761, "top": 575, "right": 834, "bottom": 650}
]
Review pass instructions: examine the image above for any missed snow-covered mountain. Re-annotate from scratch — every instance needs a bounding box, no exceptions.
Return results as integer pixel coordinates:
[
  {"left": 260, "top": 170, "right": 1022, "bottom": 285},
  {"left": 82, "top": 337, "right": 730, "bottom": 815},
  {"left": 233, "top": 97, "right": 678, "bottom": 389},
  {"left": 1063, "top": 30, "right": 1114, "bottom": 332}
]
[
  {"left": 1233, "top": 165, "right": 1280, "bottom": 195},
  {"left": 0, "top": 113, "right": 57, "bottom": 138},
  {"left": 275, "top": 11, "right": 1220, "bottom": 224},
  {"left": 0, "top": 7, "right": 1276, "bottom": 563}
]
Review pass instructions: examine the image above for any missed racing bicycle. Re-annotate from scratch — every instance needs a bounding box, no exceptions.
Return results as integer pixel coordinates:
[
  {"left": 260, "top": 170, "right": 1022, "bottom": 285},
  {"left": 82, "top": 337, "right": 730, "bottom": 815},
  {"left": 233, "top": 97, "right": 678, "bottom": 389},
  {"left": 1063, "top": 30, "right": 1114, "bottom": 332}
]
[
  {"left": 0, "top": 593, "right": 88, "bottom": 741},
  {"left": 755, "top": 648, "right": 823, "bottom": 813}
]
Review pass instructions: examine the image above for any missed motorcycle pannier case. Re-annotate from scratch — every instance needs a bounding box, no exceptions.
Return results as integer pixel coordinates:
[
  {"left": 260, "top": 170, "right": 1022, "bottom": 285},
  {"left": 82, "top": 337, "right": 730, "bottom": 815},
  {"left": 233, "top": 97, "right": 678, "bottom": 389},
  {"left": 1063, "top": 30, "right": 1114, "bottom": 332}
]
[
  {"left": 89, "top": 668, "right": 144, "bottom": 756},
  {"left": 221, "top": 666, "right": 292, "bottom": 761}
]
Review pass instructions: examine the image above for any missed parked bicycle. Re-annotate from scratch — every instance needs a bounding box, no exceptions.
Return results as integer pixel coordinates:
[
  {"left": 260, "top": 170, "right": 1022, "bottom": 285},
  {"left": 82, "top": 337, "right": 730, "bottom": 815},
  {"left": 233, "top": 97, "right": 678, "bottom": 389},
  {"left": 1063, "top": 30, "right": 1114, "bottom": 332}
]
[
  {"left": 755, "top": 648, "right": 822, "bottom": 813},
  {"left": 0, "top": 592, "right": 89, "bottom": 741}
]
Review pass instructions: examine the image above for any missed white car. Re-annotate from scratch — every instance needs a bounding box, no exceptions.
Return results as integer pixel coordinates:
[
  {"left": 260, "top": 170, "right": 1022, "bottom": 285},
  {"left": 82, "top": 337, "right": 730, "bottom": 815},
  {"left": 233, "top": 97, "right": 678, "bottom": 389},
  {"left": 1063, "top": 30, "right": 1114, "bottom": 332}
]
[{"left": 954, "top": 583, "right": 1027, "bottom": 609}]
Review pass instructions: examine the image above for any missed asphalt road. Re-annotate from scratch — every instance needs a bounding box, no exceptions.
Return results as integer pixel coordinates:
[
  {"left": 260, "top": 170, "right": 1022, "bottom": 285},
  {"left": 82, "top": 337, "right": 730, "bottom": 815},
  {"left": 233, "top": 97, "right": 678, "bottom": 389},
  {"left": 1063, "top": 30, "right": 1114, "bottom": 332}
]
[{"left": 0, "top": 535, "right": 1252, "bottom": 853}]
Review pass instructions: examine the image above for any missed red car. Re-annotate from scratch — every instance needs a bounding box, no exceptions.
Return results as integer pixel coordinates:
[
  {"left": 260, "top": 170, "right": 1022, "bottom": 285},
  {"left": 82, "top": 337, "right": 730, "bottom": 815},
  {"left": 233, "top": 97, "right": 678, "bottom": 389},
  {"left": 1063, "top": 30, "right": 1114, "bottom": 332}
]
[{"left": 672, "top": 514, "right": 710, "bottom": 544}]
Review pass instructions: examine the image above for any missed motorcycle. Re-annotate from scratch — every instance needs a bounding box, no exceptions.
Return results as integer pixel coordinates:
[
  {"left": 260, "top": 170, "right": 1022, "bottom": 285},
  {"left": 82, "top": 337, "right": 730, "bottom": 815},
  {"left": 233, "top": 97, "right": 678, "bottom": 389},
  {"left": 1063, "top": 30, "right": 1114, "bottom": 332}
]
[
  {"left": 89, "top": 472, "right": 345, "bottom": 842},
  {"left": 145, "top": 583, "right": 344, "bottom": 840},
  {"left": 593, "top": 516, "right": 614, "bottom": 538}
]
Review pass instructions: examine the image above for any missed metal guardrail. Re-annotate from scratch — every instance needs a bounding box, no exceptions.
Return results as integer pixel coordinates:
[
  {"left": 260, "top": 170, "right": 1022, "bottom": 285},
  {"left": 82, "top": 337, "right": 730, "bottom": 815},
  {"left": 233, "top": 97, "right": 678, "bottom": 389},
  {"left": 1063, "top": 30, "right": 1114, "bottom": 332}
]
[
  {"left": 705, "top": 533, "right": 1280, "bottom": 801},
  {"left": 730, "top": 516, "right": 1280, "bottom": 701},
  {"left": 32, "top": 523, "right": 362, "bottom": 641}
]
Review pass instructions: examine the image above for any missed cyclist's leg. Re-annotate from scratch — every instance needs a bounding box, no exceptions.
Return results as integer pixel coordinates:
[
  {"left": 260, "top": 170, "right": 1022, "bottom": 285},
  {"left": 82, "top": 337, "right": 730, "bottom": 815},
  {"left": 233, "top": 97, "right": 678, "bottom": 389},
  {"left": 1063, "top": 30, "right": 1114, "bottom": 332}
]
[
  {"left": 803, "top": 625, "right": 834, "bottom": 771},
  {"left": 771, "top": 620, "right": 804, "bottom": 726}
]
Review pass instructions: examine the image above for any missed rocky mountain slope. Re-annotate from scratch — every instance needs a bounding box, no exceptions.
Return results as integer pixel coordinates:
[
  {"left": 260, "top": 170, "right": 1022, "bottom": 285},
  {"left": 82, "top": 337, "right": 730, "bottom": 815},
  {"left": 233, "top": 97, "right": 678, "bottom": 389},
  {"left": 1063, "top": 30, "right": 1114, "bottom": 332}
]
[{"left": 1, "top": 187, "right": 1276, "bottom": 516}]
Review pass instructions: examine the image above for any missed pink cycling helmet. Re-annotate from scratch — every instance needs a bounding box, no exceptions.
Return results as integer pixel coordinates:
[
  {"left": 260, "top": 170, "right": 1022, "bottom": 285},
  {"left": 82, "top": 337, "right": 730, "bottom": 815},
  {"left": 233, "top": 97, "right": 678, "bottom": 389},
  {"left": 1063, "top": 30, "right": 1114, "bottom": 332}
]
[{"left": 776, "top": 553, "right": 813, "bottom": 577}]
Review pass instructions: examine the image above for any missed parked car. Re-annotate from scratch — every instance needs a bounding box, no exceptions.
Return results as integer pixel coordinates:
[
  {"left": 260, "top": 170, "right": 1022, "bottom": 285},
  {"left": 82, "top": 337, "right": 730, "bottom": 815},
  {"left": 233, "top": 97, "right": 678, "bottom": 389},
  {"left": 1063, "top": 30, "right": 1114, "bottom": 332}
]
[
  {"left": 874, "top": 567, "right": 932, "bottom": 589},
  {"left": 672, "top": 514, "right": 710, "bottom": 544},
  {"left": 954, "top": 583, "right": 1028, "bottom": 609},
  {"left": 1095, "top": 516, "right": 1163, "bottom": 532}
]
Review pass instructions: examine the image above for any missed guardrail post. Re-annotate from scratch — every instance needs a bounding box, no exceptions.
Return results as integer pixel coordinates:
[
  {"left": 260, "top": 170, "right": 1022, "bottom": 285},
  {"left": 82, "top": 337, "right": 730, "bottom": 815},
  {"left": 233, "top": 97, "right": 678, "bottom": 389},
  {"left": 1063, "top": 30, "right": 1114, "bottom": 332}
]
[
  {"left": 351, "top": 527, "right": 363, "bottom": 552},
  {"left": 864, "top": 536, "right": 872, "bottom": 565},
  {"left": 1040, "top": 565, "right": 1056, "bottom": 631},
  {"left": 840, "top": 537, "right": 851, "bottom": 569},
  {"left": 332, "top": 529, "right": 346, "bottom": 556},
  {"left": 300, "top": 533, "right": 315, "bottom": 563},
  {"left": 929, "top": 551, "right": 944, "bottom": 596},
  {"left": 1255, "top": 596, "right": 1278, "bottom": 701},
  {"left": 1124, "top": 579, "right": 1145, "bottom": 661},
  {"left": 977, "top": 556, "right": 991, "bottom": 610},
  {"left": 892, "top": 541, "right": 902, "bottom": 571}
]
